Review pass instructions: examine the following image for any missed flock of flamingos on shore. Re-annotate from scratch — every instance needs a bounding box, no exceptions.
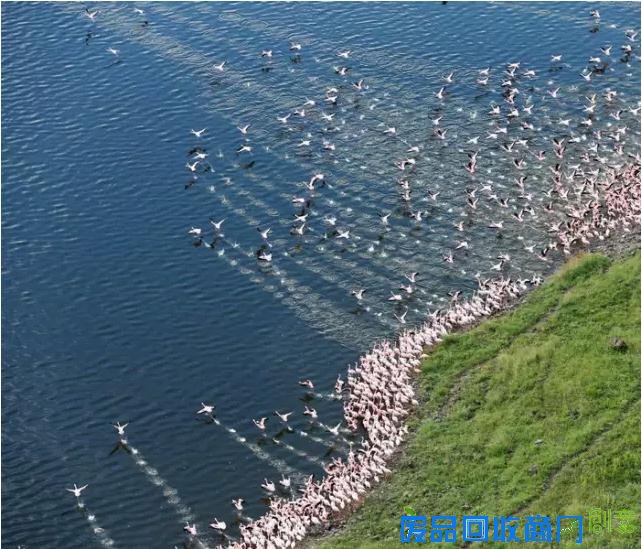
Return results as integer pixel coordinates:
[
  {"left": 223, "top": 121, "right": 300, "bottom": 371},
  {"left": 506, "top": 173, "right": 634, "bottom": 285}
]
[{"left": 67, "top": 6, "right": 640, "bottom": 548}]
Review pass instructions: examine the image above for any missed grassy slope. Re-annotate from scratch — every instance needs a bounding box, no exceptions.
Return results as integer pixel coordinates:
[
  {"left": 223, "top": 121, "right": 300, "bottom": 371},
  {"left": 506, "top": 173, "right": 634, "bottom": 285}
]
[{"left": 317, "top": 252, "right": 640, "bottom": 548}]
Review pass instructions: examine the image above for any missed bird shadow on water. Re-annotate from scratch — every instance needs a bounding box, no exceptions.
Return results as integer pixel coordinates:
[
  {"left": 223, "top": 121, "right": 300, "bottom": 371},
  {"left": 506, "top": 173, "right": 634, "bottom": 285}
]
[
  {"left": 194, "top": 415, "right": 217, "bottom": 426},
  {"left": 108, "top": 441, "right": 132, "bottom": 456}
]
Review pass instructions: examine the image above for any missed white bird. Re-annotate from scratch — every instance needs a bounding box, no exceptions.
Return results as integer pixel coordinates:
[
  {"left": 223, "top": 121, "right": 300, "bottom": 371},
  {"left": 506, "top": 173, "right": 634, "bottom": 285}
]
[
  {"left": 277, "top": 113, "right": 291, "bottom": 124},
  {"left": 279, "top": 476, "right": 291, "bottom": 488},
  {"left": 336, "top": 229, "right": 350, "bottom": 239},
  {"left": 262, "top": 479, "right": 276, "bottom": 492},
  {"left": 404, "top": 272, "right": 419, "bottom": 283},
  {"left": 253, "top": 417, "right": 268, "bottom": 431},
  {"left": 338, "top": 50, "right": 351, "bottom": 59},
  {"left": 551, "top": 54, "right": 562, "bottom": 62},
  {"left": 210, "top": 219, "right": 225, "bottom": 231},
  {"left": 274, "top": 411, "right": 293, "bottom": 422},
  {"left": 298, "top": 379, "right": 314, "bottom": 390},
  {"left": 183, "top": 523, "right": 197, "bottom": 536},
  {"left": 290, "top": 42, "right": 302, "bottom": 51},
  {"left": 209, "top": 518, "right": 226, "bottom": 531},
  {"left": 257, "top": 227, "right": 271, "bottom": 240},
  {"left": 106, "top": 47, "right": 120, "bottom": 56},
  {"left": 191, "top": 128, "right": 207, "bottom": 138},
  {"left": 388, "top": 292, "right": 403, "bottom": 302},
  {"left": 237, "top": 124, "right": 251, "bottom": 135},
  {"left": 236, "top": 144, "right": 252, "bottom": 154},
  {"left": 394, "top": 308, "right": 408, "bottom": 324},
  {"left": 113, "top": 422, "right": 128, "bottom": 436},
  {"left": 303, "top": 406, "right": 318, "bottom": 419},
  {"left": 261, "top": 49, "right": 273, "bottom": 58},
  {"left": 66, "top": 484, "right": 88, "bottom": 498},
  {"left": 309, "top": 173, "right": 325, "bottom": 185},
  {"left": 134, "top": 8, "right": 145, "bottom": 15},
  {"left": 351, "top": 288, "right": 366, "bottom": 301},
  {"left": 326, "top": 423, "right": 342, "bottom": 436},
  {"left": 197, "top": 403, "right": 215, "bottom": 415},
  {"left": 232, "top": 498, "right": 245, "bottom": 511},
  {"left": 213, "top": 61, "right": 226, "bottom": 71},
  {"left": 188, "top": 227, "right": 202, "bottom": 237},
  {"left": 84, "top": 8, "right": 99, "bottom": 21},
  {"left": 399, "top": 284, "right": 414, "bottom": 295},
  {"left": 257, "top": 250, "right": 272, "bottom": 262}
]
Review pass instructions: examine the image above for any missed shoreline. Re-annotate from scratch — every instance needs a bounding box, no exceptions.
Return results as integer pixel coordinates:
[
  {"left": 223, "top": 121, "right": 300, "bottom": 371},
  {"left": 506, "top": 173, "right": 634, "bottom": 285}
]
[
  {"left": 228, "top": 164, "right": 641, "bottom": 548},
  {"left": 309, "top": 239, "right": 641, "bottom": 549},
  {"left": 312, "top": 247, "right": 640, "bottom": 549}
]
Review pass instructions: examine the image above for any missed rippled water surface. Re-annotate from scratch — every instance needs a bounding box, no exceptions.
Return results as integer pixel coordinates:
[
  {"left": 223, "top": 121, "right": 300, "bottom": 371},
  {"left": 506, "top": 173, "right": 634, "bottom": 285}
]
[{"left": 2, "top": 2, "right": 640, "bottom": 547}]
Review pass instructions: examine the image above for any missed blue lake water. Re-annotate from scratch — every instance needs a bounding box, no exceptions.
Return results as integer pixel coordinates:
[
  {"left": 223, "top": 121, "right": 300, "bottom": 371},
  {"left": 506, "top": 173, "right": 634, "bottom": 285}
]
[{"left": 2, "top": 2, "right": 640, "bottom": 547}]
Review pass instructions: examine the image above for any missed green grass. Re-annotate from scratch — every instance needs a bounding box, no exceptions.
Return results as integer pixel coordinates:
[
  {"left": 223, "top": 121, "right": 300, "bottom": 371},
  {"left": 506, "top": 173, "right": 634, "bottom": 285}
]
[{"left": 316, "top": 252, "right": 640, "bottom": 549}]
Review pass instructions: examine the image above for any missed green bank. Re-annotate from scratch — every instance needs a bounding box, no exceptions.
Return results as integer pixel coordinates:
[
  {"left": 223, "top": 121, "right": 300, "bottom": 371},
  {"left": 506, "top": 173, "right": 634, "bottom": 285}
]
[{"left": 317, "top": 252, "right": 640, "bottom": 548}]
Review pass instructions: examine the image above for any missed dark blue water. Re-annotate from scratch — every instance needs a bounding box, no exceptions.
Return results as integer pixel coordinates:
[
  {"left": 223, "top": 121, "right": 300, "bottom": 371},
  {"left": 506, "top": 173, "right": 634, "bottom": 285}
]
[{"left": 2, "top": 3, "right": 639, "bottom": 548}]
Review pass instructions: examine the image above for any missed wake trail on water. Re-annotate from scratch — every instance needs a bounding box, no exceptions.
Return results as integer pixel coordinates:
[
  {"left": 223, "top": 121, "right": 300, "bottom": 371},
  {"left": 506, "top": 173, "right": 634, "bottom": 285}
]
[
  {"left": 212, "top": 418, "right": 301, "bottom": 479},
  {"left": 292, "top": 427, "right": 348, "bottom": 452},
  {"left": 74, "top": 501, "right": 117, "bottom": 548},
  {"left": 270, "top": 436, "right": 326, "bottom": 468},
  {"left": 202, "top": 235, "right": 381, "bottom": 349},
  {"left": 120, "top": 440, "right": 212, "bottom": 548},
  {"left": 202, "top": 185, "right": 398, "bottom": 330}
]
